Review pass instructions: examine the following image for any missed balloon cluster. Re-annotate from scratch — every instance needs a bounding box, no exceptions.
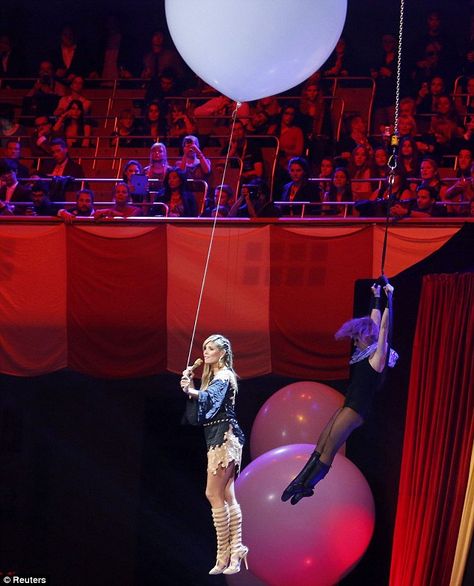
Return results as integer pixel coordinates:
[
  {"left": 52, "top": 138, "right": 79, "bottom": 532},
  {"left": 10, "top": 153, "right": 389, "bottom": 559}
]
[{"left": 228, "top": 382, "right": 376, "bottom": 586}]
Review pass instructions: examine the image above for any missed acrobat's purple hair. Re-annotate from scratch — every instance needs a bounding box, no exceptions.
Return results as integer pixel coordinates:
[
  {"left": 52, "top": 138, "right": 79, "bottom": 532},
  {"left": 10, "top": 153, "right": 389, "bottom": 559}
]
[{"left": 335, "top": 316, "right": 379, "bottom": 344}]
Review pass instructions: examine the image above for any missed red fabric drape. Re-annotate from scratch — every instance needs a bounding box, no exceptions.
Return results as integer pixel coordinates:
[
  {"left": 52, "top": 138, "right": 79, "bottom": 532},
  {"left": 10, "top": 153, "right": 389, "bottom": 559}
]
[
  {"left": 270, "top": 226, "right": 374, "bottom": 379},
  {"left": 67, "top": 226, "right": 167, "bottom": 377},
  {"left": 390, "top": 273, "right": 474, "bottom": 586}
]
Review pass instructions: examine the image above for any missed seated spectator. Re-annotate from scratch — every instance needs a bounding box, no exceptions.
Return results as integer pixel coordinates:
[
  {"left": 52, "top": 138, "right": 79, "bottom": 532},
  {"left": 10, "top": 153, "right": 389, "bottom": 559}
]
[
  {"left": 415, "top": 75, "right": 446, "bottom": 120},
  {"left": 58, "top": 188, "right": 95, "bottom": 222},
  {"left": 166, "top": 100, "right": 196, "bottom": 141},
  {"left": 29, "top": 115, "right": 61, "bottom": 156},
  {"left": 24, "top": 60, "right": 66, "bottom": 116},
  {"left": 52, "top": 99, "right": 92, "bottom": 148},
  {"left": 456, "top": 147, "right": 473, "bottom": 178},
  {"left": 0, "top": 34, "right": 24, "bottom": 85},
  {"left": 398, "top": 136, "right": 421, "bottom": 178},
  {"left": 429, "top": 94, "right": 464, "bottom": 157},
  {"left": 201, "top": 184, "right": 234, "bottom": 217},
  {"left": 348, "top": 145, "right": 374, "bottom": 201},
  {"left": 273, "top": 104, "right": 305, "bottom": 173},
  {"left": 39, "top": 138, "right": 85, "bottom": 179},
  {"left": 445, "top": 160, "right": 474, "bottom": 216},
  {"left": 121, "top": 159, "right": 146, "bottom": 203},
  {"left": 0, "top": 159, "right": 31, "bottom": 212},
  {"left": 51, "top": 25, "right": 91, "bottom": 82},
  {"left": 359, "top": 170, "right": 413, "bottom": 217},
  {"left": 193, "top": 95, "right": 250, "bottom": 126},
  {"left": 110, "top": 109, "right": 144, "bottom": 148},
  {"left": 176, "top": 135, "right": 211, "bottom": 184},
  {"left": 410, "top": 183, "right": 447, "bottom": 217},
  {"left": 372, "top": 147, "right": 389, "bottom": 179},
  {"left": 153, "top": 167, "right": 197, "bottom": 217},
  {"left": 143, "top": 142, "right": 172, "bottom": 199},
  {"left": 322, "top": 166, "right": 353, "bottom": 216},
  {"left": 317, "top": 157, "right": 335, "bottom": 194},
  {"left": 28, "top": 181, "right": 59, "bottom": 216},
  {"left": 3, "top": 139, "right": 30, "bottom": 178},
  {"left": 54, "top": 75, "right": 92, "bottom": 116},
  {"left": 398, "top": 114, "right": 418, "bottom": 139},
  {"left": 245, "top": 109, "right": 272, "bottom": 135},
  {"left": 0, "top": 105, "right": 27, "bottom": 147},
  {"left": 141, "top": 30, "right": 185, "bottom": 81},
  {"left": 322, "top": 36, "right": 350, "bottom": 77},
  {"left": 299, "top": 80, "right": 326, "bottom": 139},
  {"left": 370, "top": 33, "right": 397, "bottom": 133},
  {"left": 398, "top": 96, "right": 417, "bottom": 118},
  {"left": 145, "top": 67, "right": 182, "bottom": 105},
  {"left": 228, "top": 180, "right": 268, "bottom": 218},
  {"left": 418, "top": 157, "right": 448, "bottom": 199},
  {"left": 225, "top": 119, "right": 264, "bottom": 183},
  {"left": 337, "top": 115, "right": 374, "bottom": 160},
  {"left": 142, "top": 99, "right": 168, "bottom": 143},
  {"left": 278, "top": 156, "right": 321, "bottom": 216},
  {"left": 94, "top": 182, "right": 143, "bottom": 220}
]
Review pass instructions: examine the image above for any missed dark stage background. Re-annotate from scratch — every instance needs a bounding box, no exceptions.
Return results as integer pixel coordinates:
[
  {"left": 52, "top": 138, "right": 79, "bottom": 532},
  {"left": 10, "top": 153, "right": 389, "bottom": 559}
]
[{"left": 1, "top": 224, "right": 472, "bottom": 586}]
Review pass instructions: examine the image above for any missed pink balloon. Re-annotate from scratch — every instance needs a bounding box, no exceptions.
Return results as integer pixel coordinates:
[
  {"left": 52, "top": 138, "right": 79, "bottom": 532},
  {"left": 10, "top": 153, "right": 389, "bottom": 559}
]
[
  {"left": 250, "top": 382, "right": 345, "bottom": 459},
  {"left": 236, "top": 444, "right": 375, "bottom": 586}
]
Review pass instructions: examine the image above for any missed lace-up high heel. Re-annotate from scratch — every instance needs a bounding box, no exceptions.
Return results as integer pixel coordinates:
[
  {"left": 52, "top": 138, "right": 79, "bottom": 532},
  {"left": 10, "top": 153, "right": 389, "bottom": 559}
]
[
  {"left": 208, "top": 505, "right": 230, "bottom": 575},
  {"left": 222, "top": 503, "right": 249, "bottom": 575}
]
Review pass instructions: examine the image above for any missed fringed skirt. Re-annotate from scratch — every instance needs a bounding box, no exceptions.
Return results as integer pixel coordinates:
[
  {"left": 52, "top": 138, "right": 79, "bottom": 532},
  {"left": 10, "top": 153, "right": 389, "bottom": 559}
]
[{"left": 204, "top": 419, "right": 244, "bottom": 476}]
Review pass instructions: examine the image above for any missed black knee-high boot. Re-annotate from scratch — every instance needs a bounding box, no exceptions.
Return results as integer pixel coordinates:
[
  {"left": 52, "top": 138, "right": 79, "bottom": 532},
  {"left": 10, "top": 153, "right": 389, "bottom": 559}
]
[
  {"left": 290, "top": 460, "right": 331, "bottom": 505},
  {"left": 281, "top": 449, "right": 321, "bottom": 502}
]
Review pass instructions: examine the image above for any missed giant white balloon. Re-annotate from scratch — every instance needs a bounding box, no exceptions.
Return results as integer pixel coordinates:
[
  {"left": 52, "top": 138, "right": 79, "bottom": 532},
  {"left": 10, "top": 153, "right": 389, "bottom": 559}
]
[
  {"left": 165, "top": 0, "right": 347, "bottom": 102},
  {"left": 236, "top": 444, "right": 375, "bottom": 586}
]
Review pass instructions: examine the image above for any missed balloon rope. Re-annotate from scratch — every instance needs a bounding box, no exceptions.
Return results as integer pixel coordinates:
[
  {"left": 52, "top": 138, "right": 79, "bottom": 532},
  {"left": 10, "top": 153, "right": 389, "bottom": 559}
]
[{"left": 185, "top": 102, "right": 242, "bottom": 366}]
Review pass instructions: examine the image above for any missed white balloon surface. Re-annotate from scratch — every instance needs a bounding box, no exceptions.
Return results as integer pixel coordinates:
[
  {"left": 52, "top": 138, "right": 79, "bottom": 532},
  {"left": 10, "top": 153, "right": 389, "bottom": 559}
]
[{"left": 165, "top": 0, "right": 347, "bottom": 102}]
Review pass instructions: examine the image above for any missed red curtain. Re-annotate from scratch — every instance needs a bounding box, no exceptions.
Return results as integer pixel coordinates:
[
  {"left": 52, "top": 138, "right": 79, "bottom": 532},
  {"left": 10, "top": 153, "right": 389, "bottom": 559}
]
[
  {"left": 67, "top": 226, "right": 167, "bottom": 377},
  {"left": 390, "top": 273, "right": 474, "bottom": 586}
]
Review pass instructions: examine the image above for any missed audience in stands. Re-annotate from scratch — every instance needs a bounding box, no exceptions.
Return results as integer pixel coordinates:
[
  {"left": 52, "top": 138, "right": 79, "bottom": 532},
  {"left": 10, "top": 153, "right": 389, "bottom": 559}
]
[
  {"left": 278, "top": 156, "right": 321, "bottom": 216},
  {"left": 154, "top": 167, "right": 197, "bottom": 217},
  {"left": 2, "top": 9, "right": 474, "bottom": 219},
  {"left": 94, "top": 182, "right": 142, "bottom": 219},
  {"left": 52, "top": 99, "right": 92, "bottom": 148},
  {"left": 322, "top": 166, "right": 353, "bottom": 216},
  {"left": 3, "top": 139, "right": 30, "bottom": 178},
  {"left": 58, "top": 188, "right": 95, "bottom": 222}
]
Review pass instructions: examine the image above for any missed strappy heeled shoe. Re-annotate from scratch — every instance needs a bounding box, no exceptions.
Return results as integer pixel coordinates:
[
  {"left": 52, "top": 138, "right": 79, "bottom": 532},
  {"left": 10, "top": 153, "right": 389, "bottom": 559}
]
[
  {"left": 223, "top": 545, "right": 249, "bottom": 574},
  {"left": 209, "top": 505, "right": 230, "bottom": 575}
]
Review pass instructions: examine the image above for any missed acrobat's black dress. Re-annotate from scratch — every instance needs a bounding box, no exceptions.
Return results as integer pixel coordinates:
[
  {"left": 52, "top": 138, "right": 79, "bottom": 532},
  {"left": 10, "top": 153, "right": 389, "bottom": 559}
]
[
  {"left": 197, "top": 372, "right": 245, "bottom": 475},
  {"left": 343, "top": 357, "right": 384, "bottom": 419}
]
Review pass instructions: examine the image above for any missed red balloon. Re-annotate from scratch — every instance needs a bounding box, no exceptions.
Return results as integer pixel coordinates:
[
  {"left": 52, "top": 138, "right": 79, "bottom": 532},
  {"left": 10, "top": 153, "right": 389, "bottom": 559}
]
[
  {"left": 236, "top": 444, "right": 375, "bottom": 586},
  {"left": 250, "top": 382, "right": 345, "bottom": 459}
]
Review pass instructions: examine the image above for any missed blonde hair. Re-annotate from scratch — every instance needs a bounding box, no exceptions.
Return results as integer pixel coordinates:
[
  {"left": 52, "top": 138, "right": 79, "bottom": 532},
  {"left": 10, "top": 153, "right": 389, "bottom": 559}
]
[{"left": 200, "top": 334, "right": 236, "bottom": 390}]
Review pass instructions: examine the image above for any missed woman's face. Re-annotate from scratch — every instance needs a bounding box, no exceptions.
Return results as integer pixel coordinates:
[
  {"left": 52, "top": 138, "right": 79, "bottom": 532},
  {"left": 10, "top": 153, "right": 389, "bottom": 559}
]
[
  {"left": 148, "top": 104, "right": 160, "bottom": 121},
  {"left": 375, "top": 149, "right": 388, "bottom": 167},
  {"left": 70, "top": 76, "right": 84, "bottom": 93},
  {"left": 420, "top": 160, "right": 436, "bottom": 179},
  {"left": 401, "top": 140, "right": 413, "bottom": 156},
  {"left": 436, "top": 96, "right": 451, "bottom": 115},
  {"left": 168, "top": 171, "right": 182, "bottom": 190},
  {"left": 320, "top": 159, "right": 334, "bottom": 177},
  {"left": 353, "top": 147, "right": 367, "bottom": 166},
  {"left": 114, "top": 184, "right": 129, "bottom": 204},
  {"left": 125, "top": 164, "right": 140, "bottom": 181},
  {"left": 151, "top": 144, "right": 166, "bottom": 161},
  {"left": 203, "top": 341, "right": 224, "bottom": 366},
  {"left": 289, "top": 163, "right": 305, "bottom": 183},
  {"left": 333, "top": 170, "right": 347, "bottom": 188},
  {"left": 304, "top": 84, "right": 319, "bottom": 100}
]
